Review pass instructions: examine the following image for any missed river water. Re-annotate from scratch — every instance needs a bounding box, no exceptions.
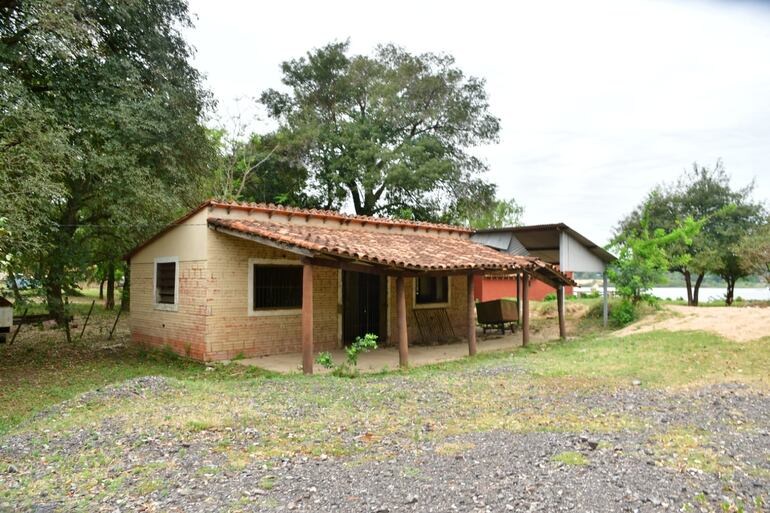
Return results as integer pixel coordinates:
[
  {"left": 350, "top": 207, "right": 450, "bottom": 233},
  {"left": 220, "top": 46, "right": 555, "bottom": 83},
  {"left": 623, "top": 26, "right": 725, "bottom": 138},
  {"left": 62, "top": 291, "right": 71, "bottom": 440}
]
[{"left": 574, "top": 286, "right": 770, "bottom": 301}]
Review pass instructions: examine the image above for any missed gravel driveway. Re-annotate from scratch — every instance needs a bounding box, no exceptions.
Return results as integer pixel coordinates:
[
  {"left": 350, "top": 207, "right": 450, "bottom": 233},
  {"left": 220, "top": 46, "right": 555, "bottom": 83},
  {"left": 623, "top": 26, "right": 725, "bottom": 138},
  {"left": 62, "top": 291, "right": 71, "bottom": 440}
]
[{"left": 1, "top": 369, "right": 769, "bottom": 513}]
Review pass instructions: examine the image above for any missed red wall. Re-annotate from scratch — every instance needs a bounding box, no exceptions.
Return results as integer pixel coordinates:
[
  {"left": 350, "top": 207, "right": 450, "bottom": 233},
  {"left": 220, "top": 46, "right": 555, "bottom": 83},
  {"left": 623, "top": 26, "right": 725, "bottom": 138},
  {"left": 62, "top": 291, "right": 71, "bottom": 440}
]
[{"left": 473, "top": 274, "right": 573, "bottom": 302}]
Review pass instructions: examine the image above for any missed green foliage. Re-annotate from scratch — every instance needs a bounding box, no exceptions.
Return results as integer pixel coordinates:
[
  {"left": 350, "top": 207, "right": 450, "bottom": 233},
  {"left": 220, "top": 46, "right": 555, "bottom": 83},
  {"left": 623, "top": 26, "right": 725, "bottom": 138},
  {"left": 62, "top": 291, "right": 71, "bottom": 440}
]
[
  {"left": 615, "top": 161, "right": 766, "bottom": 305},
  {"left": 315, "top": 351, "right": 334, "bottom": 369},
  {"left": 345, "top": 333, "right": 378, "bottom": 367},
  {"left": 1, "top": 0, "right": 215, "bottom": 321},
  {"left": 260, "top": 41, "right": 500, "bottom": 221},
  {"left": 454, "top": 197, "right": 524, "bottom": 229},
  {"left": 609, "top": 213, "right": 703, "bottom": 304},
  {"left": 610, "top": 300, "right": 637, "bottom": 327},
  {"left": 736, "top": 220, "right": 770, "bottom": 287},
  {"left": 543, "top": 293, "right": 557, "bottom": 302},
  {"left": 316, "top": 333, "right": 379, "bottom": 377}
]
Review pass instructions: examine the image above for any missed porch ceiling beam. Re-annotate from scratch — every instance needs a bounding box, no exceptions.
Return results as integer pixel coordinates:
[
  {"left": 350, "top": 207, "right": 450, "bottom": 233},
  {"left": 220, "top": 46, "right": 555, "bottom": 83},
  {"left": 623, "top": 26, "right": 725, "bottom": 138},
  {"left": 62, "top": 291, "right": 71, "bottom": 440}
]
[{"left": 209, "top": 225, "right": 315, "bottom": 258}]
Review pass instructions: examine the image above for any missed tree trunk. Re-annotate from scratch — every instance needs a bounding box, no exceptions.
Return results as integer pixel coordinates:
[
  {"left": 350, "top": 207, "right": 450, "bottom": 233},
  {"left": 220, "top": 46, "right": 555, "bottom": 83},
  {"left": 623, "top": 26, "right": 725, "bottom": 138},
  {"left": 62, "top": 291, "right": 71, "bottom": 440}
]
[
  {"left": 99, "top": 276, "right": 106, "bottom": 300},
  {"left": 105, "top": 262, "right": 115, "bottom": 310},
  {"left": 692, "top": 273, "right": 705, "bottom": 306},
  {"left": 683, "top": 270, "right": 693, "bottom": 306},
  {"left": 121, "top": 263, "right": 130, "bottom": 311},
  {"left": 7, "top": 267, "right": 23, "bottom": 303},
  {"left": 45, "top": 265, "right": 66, "bottom": 325},
  {"left": 725, "top": 277, "right": 736, "bottom": 306}
]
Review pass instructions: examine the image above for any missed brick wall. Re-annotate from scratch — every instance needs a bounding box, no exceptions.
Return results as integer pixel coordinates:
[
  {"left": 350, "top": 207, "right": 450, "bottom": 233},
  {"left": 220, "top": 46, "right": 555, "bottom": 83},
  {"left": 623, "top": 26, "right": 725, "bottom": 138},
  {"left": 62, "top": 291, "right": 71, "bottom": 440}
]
[
  {"left": 129, "top": 259, "right": 209, "bottom": 360},
  {"left": 386, "top": 274, "right": 470, "bottom": 345},
  {"left": 205, "top": 230, "right": 339, "bottom": 360}
]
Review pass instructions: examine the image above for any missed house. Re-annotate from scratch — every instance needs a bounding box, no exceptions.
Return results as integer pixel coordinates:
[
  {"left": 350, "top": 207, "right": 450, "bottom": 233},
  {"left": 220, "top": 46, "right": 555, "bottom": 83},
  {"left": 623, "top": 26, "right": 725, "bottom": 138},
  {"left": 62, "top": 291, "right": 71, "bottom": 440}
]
[
  {"left": 126, "top": 200, "right": 573, "bottom": 373},
  {"left": 471, "top": 223, "right": 616, "bottom": 325}
]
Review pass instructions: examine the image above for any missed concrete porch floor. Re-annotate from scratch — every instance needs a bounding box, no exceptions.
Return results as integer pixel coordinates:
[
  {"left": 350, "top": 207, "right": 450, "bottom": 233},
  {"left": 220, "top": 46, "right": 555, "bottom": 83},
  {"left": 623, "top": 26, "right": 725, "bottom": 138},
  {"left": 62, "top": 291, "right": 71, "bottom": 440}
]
[{"left": 236, "top": 329, "right": 524, "bottom": 374}]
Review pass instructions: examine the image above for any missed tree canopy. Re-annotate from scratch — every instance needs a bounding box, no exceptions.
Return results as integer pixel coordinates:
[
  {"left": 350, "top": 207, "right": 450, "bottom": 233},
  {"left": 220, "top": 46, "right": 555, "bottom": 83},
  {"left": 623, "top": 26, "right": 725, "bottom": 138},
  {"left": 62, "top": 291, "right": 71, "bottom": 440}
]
[
  {"left": 260, "top": 41, "right": 501, "bottom": 221},
  {"left": 615, "top": 160, "right": 766, "bottom": 305},
  {"left": 1, "top": 0, "right": 214, "bottom": 319}
]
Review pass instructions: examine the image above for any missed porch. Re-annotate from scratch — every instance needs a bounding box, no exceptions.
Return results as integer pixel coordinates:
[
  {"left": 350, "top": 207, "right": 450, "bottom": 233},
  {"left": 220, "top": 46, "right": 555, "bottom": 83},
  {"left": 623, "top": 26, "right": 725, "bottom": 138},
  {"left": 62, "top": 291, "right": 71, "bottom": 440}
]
[
  {"left": 209, "top": 214, "right": 574, "bottom": 373},
  {"left": 237, "top": 328, "right": 529, "bottom": 374}
]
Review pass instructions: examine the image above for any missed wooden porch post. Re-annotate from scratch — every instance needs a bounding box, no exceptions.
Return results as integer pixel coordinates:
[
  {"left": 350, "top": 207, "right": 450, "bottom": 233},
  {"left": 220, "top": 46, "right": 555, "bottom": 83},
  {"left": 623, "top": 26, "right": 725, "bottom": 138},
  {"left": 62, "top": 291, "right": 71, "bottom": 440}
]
[
  {"left": 396, "top": 275, "right": 409, "bottom": 368},
  {"left": 302, "top": 263, "right": 314, "bottom": 374},
  {"left": 467, "top": 273, "right": 477, "bottom": 356},
  {"left": 602, "top": 271, "right": 609, "bottom": 328},
  {"left": 522, "top": 273, "right": 530, "bottom": 346},
  {"left": 557, "top": 285, "right": 566, "bottom": 340}
]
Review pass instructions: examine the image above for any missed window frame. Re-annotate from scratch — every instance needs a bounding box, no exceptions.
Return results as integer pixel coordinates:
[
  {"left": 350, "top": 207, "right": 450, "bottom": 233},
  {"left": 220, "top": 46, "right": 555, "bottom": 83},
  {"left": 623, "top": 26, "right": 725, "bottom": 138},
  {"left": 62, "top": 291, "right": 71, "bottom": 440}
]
[
  {"left": 153, "top": 256, "right": 179, "bottom": 312},
  {"left": 248, "top": 258, "right": 303, "bottom": 317},
  {"left": 413, "top": 275, "right": 451, "bottom": 309}
]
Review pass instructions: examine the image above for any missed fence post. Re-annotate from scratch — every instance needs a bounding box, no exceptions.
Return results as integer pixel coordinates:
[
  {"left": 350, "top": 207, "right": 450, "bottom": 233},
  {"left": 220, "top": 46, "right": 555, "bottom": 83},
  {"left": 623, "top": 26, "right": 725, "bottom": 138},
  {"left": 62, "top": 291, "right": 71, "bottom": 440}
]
[
  {"left": 79, "top": 300, "right": 96, "bottom": 340},
  {"left": 9, "top": 308, "right": 28, "bottom": 345},
  {"left": 108, "top": 307, "right": 122, "bottom": 340}
]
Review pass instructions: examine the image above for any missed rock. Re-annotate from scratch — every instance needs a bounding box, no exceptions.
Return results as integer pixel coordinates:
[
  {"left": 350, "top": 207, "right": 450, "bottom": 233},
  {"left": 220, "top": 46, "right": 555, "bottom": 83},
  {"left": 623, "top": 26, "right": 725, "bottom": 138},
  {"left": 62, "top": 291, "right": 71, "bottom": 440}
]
[
  {"left": 632, "top": 380, "right": 642, "bottom": 386},
  {"left": 405, "top": 495, "right": 418, "bottom": 504},
  {"left": 287, "top": 502, "right": 296, "bottom": 510},
  {"left": 6, "top": 464, "right": 18, "bottom": 474}
]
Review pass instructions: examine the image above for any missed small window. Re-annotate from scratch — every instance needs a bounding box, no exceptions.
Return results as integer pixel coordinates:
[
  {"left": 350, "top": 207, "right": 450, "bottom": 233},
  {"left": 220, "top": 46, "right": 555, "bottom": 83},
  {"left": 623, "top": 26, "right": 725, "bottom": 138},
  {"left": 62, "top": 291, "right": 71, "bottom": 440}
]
[
  {"left": 155, "top": 260, "right": 177, "bottom": 305},
  {"left": 253, "top": 265, "right": 303, "bottom": 310},
  {"left": 416, "top": 276, "right": 449, "bottom": 304}
]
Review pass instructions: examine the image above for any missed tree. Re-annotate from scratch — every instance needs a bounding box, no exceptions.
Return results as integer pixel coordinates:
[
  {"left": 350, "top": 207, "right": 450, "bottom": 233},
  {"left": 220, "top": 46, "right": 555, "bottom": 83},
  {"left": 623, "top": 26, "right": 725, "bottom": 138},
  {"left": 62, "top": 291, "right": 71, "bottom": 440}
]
[
  {"left": 1, "top": 0, "right": 214, "bottom": 321},
  {"left": 260, "top": 41, "right": 501, "bottom": 221},
  {"left": 616, "top": 160, "right": 765, "bottom": 305},
  {"left": 455, "top": 197, "right": 524, "bottom": 229},
  {"left": 208, "top": 125, "right": 313, "bottom": 207},
  {"left": 736, "top": 220, "right": 770, "bottom": 287},
  {"left": 609, "top": 214, "right": 702, "bottom": 304}
]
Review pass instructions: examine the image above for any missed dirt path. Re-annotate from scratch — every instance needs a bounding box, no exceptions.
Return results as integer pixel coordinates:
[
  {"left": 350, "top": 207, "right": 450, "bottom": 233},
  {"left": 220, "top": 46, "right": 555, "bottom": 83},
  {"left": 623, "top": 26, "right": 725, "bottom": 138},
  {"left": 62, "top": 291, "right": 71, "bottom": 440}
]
[{"left": 616, "top": 304, "right": 770, "bottom": 341}]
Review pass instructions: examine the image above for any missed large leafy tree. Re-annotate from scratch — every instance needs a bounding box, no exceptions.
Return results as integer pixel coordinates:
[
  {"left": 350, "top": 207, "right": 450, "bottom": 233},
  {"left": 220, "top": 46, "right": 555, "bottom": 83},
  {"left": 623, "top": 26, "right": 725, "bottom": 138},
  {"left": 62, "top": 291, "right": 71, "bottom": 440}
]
[
  {"left": 260, "top": 41, "right": 501, "bottom": 221},
  {"left": 1, "top": 0, "right": 214, "bottom": 319},
  {"left": 616, "top": 161, "right": 765, "bottom": 305}
]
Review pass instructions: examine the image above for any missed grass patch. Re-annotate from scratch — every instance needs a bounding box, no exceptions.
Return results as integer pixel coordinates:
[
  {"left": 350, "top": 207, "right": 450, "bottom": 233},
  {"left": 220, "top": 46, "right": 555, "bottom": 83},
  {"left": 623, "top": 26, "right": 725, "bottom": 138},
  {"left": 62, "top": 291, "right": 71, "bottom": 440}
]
[
  {"left": 551, "top": 451, "right": 589, "bottom": 466},
  {"left": 653, "top": 427, "right": 729, "bottom": 475},
  {"left": 522, "top": 331, "right": 770, "bottom": 388}
]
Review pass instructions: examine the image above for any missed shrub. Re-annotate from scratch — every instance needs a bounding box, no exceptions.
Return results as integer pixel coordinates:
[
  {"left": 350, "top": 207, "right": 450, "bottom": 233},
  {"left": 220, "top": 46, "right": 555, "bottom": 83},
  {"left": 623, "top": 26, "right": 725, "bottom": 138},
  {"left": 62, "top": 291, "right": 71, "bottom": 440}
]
[
  {"left": 315, "top": 333, "right": 378, "bottom": 377},
  {"left": 543, "top": 292, "right": 557, "bottom": 302},
  {"left": 610, "top": 299, "right": 637, "bottom": 327}
]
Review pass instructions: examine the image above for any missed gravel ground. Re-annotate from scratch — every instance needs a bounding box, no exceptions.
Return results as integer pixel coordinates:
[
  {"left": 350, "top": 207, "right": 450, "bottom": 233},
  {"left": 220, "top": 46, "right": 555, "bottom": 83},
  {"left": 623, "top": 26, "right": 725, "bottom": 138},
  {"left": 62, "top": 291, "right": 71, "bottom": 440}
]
[{"left": 1, "top": 372, "right": 769, "bottom": 512}]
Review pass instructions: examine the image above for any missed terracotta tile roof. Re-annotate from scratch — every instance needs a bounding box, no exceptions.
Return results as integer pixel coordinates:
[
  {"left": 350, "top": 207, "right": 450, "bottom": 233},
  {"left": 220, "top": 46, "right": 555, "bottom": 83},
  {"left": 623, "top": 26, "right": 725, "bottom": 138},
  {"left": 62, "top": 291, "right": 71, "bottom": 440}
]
[
  {"left": 208, "top": 217, "right": 574, "bottom": 285},
  {"left": 208, "top": 200, "right": 472, "bottom": 234}
]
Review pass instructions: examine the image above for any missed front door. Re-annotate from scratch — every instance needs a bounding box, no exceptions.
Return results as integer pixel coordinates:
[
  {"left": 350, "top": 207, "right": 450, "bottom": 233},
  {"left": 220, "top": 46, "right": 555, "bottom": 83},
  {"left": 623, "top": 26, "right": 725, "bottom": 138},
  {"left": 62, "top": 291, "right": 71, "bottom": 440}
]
[{"left": 342, "top": 271, "right": 387, "bottom": 344}]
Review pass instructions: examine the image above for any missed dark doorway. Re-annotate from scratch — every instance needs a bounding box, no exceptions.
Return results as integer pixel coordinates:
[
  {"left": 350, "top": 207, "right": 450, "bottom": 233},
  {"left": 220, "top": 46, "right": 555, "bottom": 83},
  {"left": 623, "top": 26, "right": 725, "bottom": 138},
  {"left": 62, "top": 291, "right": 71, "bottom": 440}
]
[{"left": 342, "top": 271, "right": 387, "bottom": 344}]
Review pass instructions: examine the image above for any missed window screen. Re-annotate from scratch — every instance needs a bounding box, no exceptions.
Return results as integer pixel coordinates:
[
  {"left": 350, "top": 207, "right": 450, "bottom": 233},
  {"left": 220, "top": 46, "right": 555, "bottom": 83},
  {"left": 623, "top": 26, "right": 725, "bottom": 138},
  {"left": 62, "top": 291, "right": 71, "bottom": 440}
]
[
  {"left": 415, "top": 276, "right": 449, "bottom": 304},
  {"left": 155, "top": 261, "right": 176, "bottom": 304},
  {"left": 253, "top": 266, "right": 303, "bottom": 309}
]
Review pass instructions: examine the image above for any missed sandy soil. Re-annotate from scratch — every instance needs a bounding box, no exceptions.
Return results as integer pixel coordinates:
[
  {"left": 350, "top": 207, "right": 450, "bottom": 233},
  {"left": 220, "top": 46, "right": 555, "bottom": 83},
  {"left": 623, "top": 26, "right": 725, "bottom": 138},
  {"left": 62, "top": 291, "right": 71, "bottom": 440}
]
[{"left": 616, "top": 304, "right": 770, "bottom": 341}]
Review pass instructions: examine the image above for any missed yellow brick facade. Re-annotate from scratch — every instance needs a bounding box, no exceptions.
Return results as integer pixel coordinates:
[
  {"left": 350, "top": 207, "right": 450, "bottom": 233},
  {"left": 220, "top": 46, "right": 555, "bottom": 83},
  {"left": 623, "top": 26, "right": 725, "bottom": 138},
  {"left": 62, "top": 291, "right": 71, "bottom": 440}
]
[{"left": 129, "top": 203, "right": 472, "bottom": 362}]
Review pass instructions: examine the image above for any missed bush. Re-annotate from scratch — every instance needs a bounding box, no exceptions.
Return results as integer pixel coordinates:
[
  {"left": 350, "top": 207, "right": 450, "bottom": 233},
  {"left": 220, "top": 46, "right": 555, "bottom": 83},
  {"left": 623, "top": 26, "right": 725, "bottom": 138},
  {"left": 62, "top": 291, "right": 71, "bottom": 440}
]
[
  {"left": 315, "top": 333, "right": 378, "bottom": 377},
  {"left": 543, "top": 293, "right": 556, "bottom": 302},
  {"left": 610, "top": 300, "right": 637, "bottom": 327}
]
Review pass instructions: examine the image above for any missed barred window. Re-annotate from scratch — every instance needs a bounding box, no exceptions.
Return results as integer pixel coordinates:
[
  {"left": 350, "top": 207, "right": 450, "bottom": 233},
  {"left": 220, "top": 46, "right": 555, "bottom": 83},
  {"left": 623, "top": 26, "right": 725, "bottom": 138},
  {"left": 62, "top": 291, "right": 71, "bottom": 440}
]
[
  {"left": 416, "top": 276, "right": 449, "bottom": 304},
  {"left": 253, "top": 265, "right": 303, "bottom": 309}
]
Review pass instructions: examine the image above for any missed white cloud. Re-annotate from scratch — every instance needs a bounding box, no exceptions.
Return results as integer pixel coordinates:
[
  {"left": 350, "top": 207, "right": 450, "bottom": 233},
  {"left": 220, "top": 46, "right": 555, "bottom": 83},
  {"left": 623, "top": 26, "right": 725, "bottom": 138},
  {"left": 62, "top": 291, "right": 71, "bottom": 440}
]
[{"left": 186, "top": 0, "right": 770, "bottom": 245}]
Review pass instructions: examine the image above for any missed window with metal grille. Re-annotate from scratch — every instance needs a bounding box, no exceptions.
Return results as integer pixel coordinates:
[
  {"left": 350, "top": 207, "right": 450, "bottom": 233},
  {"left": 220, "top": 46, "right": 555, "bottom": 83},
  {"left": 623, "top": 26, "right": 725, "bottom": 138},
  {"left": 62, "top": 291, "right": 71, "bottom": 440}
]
[
  {"left": 416, "top": 276, "right": 449, "bottom": 304},
  {"left": 253, "top": 265, "right": 303, "bottom": 309},
  {"left": 155, "top": 261, "right": 176, "bottom": 305}
]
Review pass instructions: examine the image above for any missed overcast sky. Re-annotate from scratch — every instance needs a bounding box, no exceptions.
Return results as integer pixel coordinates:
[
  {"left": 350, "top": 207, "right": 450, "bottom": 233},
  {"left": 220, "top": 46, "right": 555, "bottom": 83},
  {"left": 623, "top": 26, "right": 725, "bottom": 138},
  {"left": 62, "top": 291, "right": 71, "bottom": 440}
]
[{"left": 185, "top": 0, "right": 770, "bottom": 245}]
